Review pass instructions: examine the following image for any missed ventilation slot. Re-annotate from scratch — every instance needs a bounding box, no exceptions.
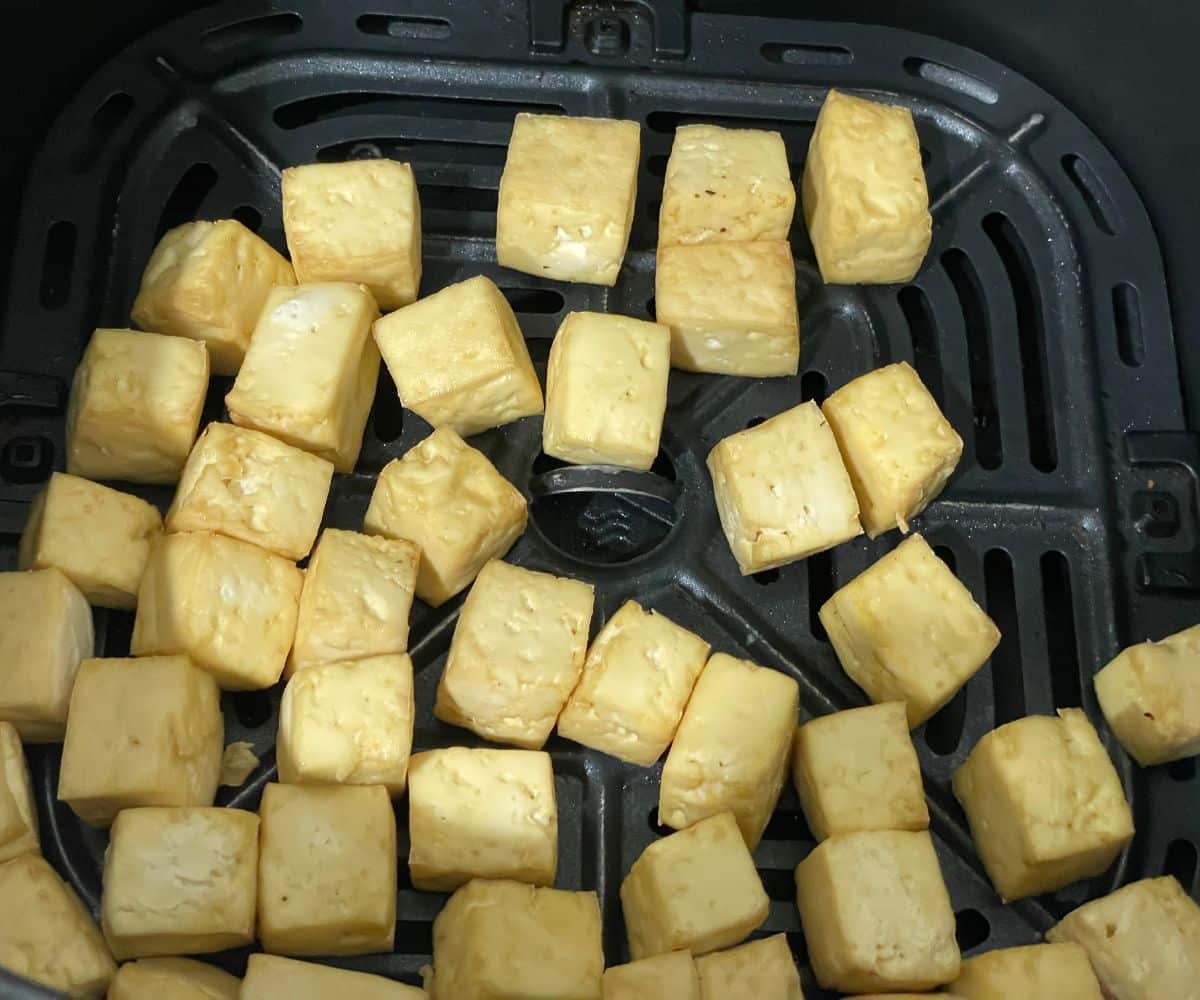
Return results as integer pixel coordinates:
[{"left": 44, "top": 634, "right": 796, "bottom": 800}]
[
  {"left": 753, "top": 568, "right": 780, "bottom": 586},
  {"left": 761, "top": 811, "right": 811, "bottom": 841},
  {"left": 801, "top": 370, "right": 827, "bottom": 404},
  {"left": 925, "top": 546, "right": 966, "bottom": 754},
  {"left": 230, "top": 690, "right": 273, "bottom": 729},
  {"left": 1, "top": 436, "right": 54, "bottom": 485},
  {"left": 647, "top": 807, "right": 673, "bottom": 836},
  {"left": 38, "top": 221, "right": 77, "bottom": 309},
  {"left": 807, "top": 550, "right": 834, "bottom": 641},
  {"left": 500, "top": 288, "right": 564, "bottom": 315},
  {"left": 274, "top": 92, "right": 563, "bottom": 130},
  {"left": 202, "top": 12, "right": 302, "bottom": 51},
  {"left": 955, "top": 908, "right": 991, "bottom": 950},
  {"left": 898, "top": 284, "right": 943, "bottom": 406},
  {"left": 101, "top": 611, "right": 134, "bottom": 658},
  {"left": 1041, "top": 551, "right": 1082, "bottom": 708},
  {"left": 943, "top": 248, "right": 1002, "bottom": 469},
  {"left": 394, "top": 921, "right": 434, "bottom": 956},
  {"left": 985, "top": 549, "right": 1025, "bottom": 726},
  {"left": 357, "top": 14, "right": 451, "bottom": 40},
  {"left": 420, "top": 184, "right": 497, "bottom": 214},
  {"left": 1112, "top": 282, "right": 1144, "bottom": 367},
  {"left": 317, "top": 137, "right": 507, "bottom": 166},
  {"left": 156, "top": 163, "right": 219, "bottom": 240},
  {"left": 1062, "top": 154, "right": 1121, "bottom": 236},
  {"left": 372, "top": 368, "right": 404, "bottom": 443},
  {"left": 646, "top": 110, "right": 809, "bottom": 135},
  {"left": 759, "top": 869, "right": 797, "bottom": 901},
  {"left": 904, "top": 57, "right": 999, "bottom": 105},
  {"left": 1163, "top": 839, "right": 1198, "bottom": 890},
  {"left": 70, "top": 92, "right": 134, "bottom": 172},
  {"left": 646, "top": 154, "right": 669, "bottom": 178},
  {"left": 232, "top": 204, "right": 262, "bottom": 232},
  {"left": 1169, "top": 758, "right": 1196, "bottom": 782},
  {"left": 761, "top": 42, "right": 853, "bottom": 66}
]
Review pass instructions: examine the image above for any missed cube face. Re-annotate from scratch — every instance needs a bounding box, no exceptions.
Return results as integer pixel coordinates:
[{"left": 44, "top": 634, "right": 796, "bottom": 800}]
[
  {"left": 243, "top": 954, "right": 427, "bottom": 1000},
  {"left": 132, "top": 532, "right": 303, "bottom": 690},
  {"left": 0, "top": 722, "right": 39, "bottom": 863},
  {"left": 19, "top": 472, "right": 163, "bottom": 610},
  {"left": 708, "top": 401, "right": 862, "bottom": 574},
  {"left": 557, "top": 600, "right": 710, "bottom": 766},
  {"left": 0, "top": 568, "right": 93, "bottom": 742},
  {"left": 660, "top": 125, "right": 796, "bottom": 247},
  {"left": 257, "top": 783, "right": 397, "bottom": 956},
  {"left": 282, "top": 159, "right": 422, "bottom": 311},
  {"left": 57, "top": 656, "right": 223, "bottom": 828},
  {"left": 952, "top": 709, "right": 1135, "bottom": 901},
  {"left": 822, "top": 361, "right": 962, "bottom": 538},
  {"left": 542, "top": 311, "right": 671, "bottom": 470},
  {"left": 435, "top": 560, "right": 595, "bottom": 749},
  {"left": 166, "top": 422, "right": 333, "bottom": 560},
  {"left": 621, "top": 812, "right": 768, "bottom": 960},
  {"left": 659, "top": 653, "right": 799, "bottom": 848},
  {"left": 794, "top": 829, "right": 960, "bottom": 993},
  {"left": 373, "top": 275, "right": 543, "bottom": 437},
  {"left": 802, "top": 89, "right": 931, "bottom": 285},
  {"left": 66, "top": 327, "right": 209, "bottom": 484},
  {"left": 819, "top": 533, "right": 1000, "bottom": 727},
  {"left": 101, "top": 807, "right": 259, "bottom": 959},
  {"left": 603, "top": 952, "right": 699, "bottom": 1000},
  {"left": 497, "top": 113, "right": 641, "bottom": 286},
  {"left": 226, "top": 282, "right": 380, "bottom": 472},
  {"left": 655, "top": 241, "right": 799, "bottom": 376},
  {"left": 407, "top": 747, "right": 557, "bottom": 891},
  {"left": 132, "top": 219, "right": 296, "bottom": 375},
  {"left": 278, "top": 654, "right": 415, "bottom": 795},
  {"left": 950, "top": 943, "right": 1102, "bottom": 1000},
  {"left": 108, "top": 957, "right": 241, "bottom": 1000},
  {"left": 364, "top": 428, "right": 528, "bottom": 606},
  {"left": 793, "top": 701, "right": 928, "bottom": 841},
  {"left": 693, "top": 934, "right": 804, "bottom": 1000}
]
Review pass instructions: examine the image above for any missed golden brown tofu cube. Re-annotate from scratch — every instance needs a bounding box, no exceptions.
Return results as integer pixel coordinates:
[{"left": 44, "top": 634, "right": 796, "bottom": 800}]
[
  {"left": 0, "top": 722, "right": 39, "bottom": 862},
  {"left": 948, "top": 942, "right": 1102, "bottom": 1000},
  {"left": 242, "top": 954, "right": 427, "bottom": 999},
  {"left": 603, "top": 952, "right": 699, "bottom": 1000},
  {"left": 693, "top": 934, "right": 804, "bottom": 1000},
  {"left": 107, "top": 957, "right": 241, "bottom": 1000}
]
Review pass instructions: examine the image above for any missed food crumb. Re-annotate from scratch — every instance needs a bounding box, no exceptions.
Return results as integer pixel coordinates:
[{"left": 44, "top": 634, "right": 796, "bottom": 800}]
[{"left": 220, "top": 741, "right": 260, "bottom": 786}]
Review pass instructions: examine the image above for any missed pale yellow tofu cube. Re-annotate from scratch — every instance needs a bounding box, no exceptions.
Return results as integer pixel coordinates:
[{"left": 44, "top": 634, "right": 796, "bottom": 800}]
[
  {"left": 277, "top": 653, "right": 414, "bottom": 794},
  {"left": 364, "top": 427, "right": 527, "bottom": 606},
  {"left": 621, "top": 811, "right": 768, "bottom": 960},
  {"left": 257, "top": 782, "right": 396, "bottom": 956},
  {"left": 132, "top": 219, "right": 295, "bottom": 374},
  {"left": 0, "top": 722, "right": 39, "bottom": 862},
  {"left": 242, "top": 954, "right": 427, "bottom": 999},
  {"left": 57, "top": 656, "right": 223, "bottom": 827},
  {"left": 282, "top": 159, "right": 422, "bottom": 311},
  {"left": 288, "top": 528, "right": 419, "bottom": 674},
  {"left": 1094, "top": 622, "right": 1200, "bottom": 765},
  {"left": 819, "top": 533, "right": 1000, "bottom": 727},
  {"left": 660, "top": 125, "right": 795, "bottom": 247},
  {"left": 19, "top": 472, "right": 162, "bottom": 609},
  {"left": 952, "top": 708, "right": 1135, "bottom": 901},
  {"left": 435, "top": 559, "right": 594, "bottom": 749},
  {"left": 802, "top": 89, "right": 931, "bottom": 284},
  {"left": 132, "top": 532, "right": 303, "bottom": 690},
  {"left": 0, "top": 854, "right": 116, "bottom": 998},
  {"left": 655, "top": 241, "right": 799, "bottom": 376},
  {"left": 108, "top": 957, "right": 240, "bottom": 1000},
  {"left": 166, "top": 422, "right": 333, "bottom": 560},
  {"left": 373, "top": 275, "right": 543, "bottom": 437},
  {"left": 949, "top": 942, "right": 1102, "bottom": 1000},
  {"left": 226, "top": 282, "right": 380, "bottom": 472},
  {"left": 792, "top": 701, "right": 928, "bottom": 840},
  {"left": 659, "top": 653, "right": 798, "bottom": 848},
  {"left": 694, "top": 934, "right": 804, "bottom": 1000},
  {"left": 0, "top": 568, "right": 93, "bottom": 742},
  {"left": 557, "top": 600, "right": 710, "bottom": 765},
  {"left": 497, "top": 113, "right": 641, "bottom": 285},
  {"left": 1047, "top": 876, "right": 1200, "bottom": 999},
  {"left": 603, "top": 952, "right": 699, "bottom": 1000},
  {"left": 101, "top": 807, "right": 258, "bottom": 959},
  {"left": 66, "top": 327, "right": 209, "bottom": 484},
  {"left": 429, "top": 878, "right": 603, "bottom": 999},
  {"left": 708, "top": 401, "right": 862, "bottom": 574},
  {"left": 794, "top": 829, "right": 959, "bottom": 993}
]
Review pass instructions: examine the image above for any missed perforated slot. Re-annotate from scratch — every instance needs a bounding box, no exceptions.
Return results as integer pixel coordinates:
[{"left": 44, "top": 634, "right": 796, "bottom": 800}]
[
  {"left": 753, "top": 568, "right": 780, "bottom": 586},
  {"left": 230, "top": 690, "right": 273, "bottom": 729},
  {"left": 274, "top": 92, "right": 564, "bottom": 129},
  {"left": 1163, "top": 839, "right": 1198, "bottom": 889},
  {"left": 232, "top": 204, "right": 262, "bottom": 231},
  {"left": 70, "top": 92, "right": 134, "bottom": 172},
  {"left": 201, "top": 11, "right": 302, "bottom": 50},
  {"left": 1113, "top": 282, "right": 1144, "bottom": 367},
  {"left": 761, "top": 810, "right": 811, "bottom": 841},
  {"left": 357, "top": 14, "right": 451, "bottom": 40},
  {"left": 925, "top": 545, "right": 967, "bottom": 754},
  {"left": 372, "top": 368, "right": 404, "bottom": 443},
  {"left": 1062, "top": 154, "right": 1121, "bottom": 236},
  {"left": 985, "top": 548, "right": 1025, "bottom": 726},
  {"left": 1041, "top": 551, "right": 1082, "bottom": 708},
  {"left": 943, "top": 248, "right": 1003, "bottom": 469},
  {"left": 499, "top": 288, "right": 565, "bottom": 314},
  {"left": 316, "top": 137, "right": 507, "bottom": 166},
  {"left": 761, "top": 42, "right": 853, "bottom": 66},
  {"left": 393, "top": 920, "right": 434, "bottom": 955},
  {"left": 904, "top": 57, "right": 999, "bottom": 105},
  {"left": 759, "top": 868, "right": 798, "bottom": 900},
  {"left": 156, "top": 163, "right": 218, "bottom": 240},
  {"left": 898, "top": 283, "right": 943, "bottom": 407},
  {"left": 38, "top": 220, "right": 76, "bottom": 309}
]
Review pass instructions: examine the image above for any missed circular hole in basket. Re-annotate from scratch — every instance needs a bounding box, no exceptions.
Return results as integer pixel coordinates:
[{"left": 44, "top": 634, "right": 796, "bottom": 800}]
[{"left": 955, "top": 908, "right": 991, "bottom": 950}]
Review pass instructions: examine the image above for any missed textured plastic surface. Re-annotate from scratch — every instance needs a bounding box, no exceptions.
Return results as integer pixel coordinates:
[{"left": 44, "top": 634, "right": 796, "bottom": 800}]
[{"left": 0, "top": 1, "right": 1197, "bottom": 997}]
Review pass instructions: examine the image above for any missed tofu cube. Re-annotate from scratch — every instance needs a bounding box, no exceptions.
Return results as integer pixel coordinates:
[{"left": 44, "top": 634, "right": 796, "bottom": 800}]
[
  {"left": 0, "top": 854, "right": 116, "bottom": 997},
  {"left": 66, "top": 327, "right": 209, "bottom": 484},
  {"left": 659, "top": 653, "right": 799, "bottom": 848},
  {"left": 435, "top": 559, "right": 594, "bottom": 749},
  {"left": 792, "top": 701, "right": 928, "bottom": 840},
  {"left": 282, "top": 159, "right": 422, "bottom": 311},
  {"left": 166, "top": 422, "right": 333, "bottom": 561},
  {"left": 794, "top": 829, "right": 960, "bottom": 993},
  {"left": 101, "top": 807, "right": 258, "bottom": 959},
  {"left": 603, "top": 952, "right": 699, "bottom": 1000},
  {"left": 257, "top": 783, "right": 396, "bottom": 956},
  {"left": 373, "top": 275, "right": 543, "bottom": 437},
  {"left": 819, "top": 533, "right": 1000, "bottom": 727},
  {"left": 289, "top": 528, "right": 419, "bottom": 674},
  {"left": 497, "top": 113, "right": 641, "bottom": 285},
  {"left": 621, "top": 811, "right": 768, "bottom": 960},
  {"left": 132, "top": 532, "right": 303, "bottom": 690},
  {"left": 364, "top": 428, "right": 527, "bottom": 606},
  {"left": 1047, "top": 876, "right": 1200, "bottom": 999},
  {"left": 0, "top": 722, "right": 39, "bottom": 862},
  {"left": 802, "top": 89, "right": 931, "bottom": 284},
  {"left": 242, "top": 954, "right": 427, "bottom": 1000},
  {"left": 949, "top": 943, "right": 1102, "bottom": 1000},
  {"left": 225, "top": 282, "right": 380, "bottom": 472},
  {"left": 132, "top": 219, "right": 295, "bottom": 375},
  {"left": 952, "top": 708, "right": 1135, "bottom": 901},
  {"left": 542, "top": 311, "right": 670, "bottom": 470},
  {"left": 277, "top": 653, "right": 415, "bottom": 794},
  {"left": 429, "top": 879, "right": 603, "bottom": 999},
  {"left": 659, "top": 124, "right": 795, "bottom": 247},
  {"left": 557, "top": 600, "right": 710, "bottom": 766},
  {"left": 407, "top": 747, "right": 557, "bottom": 891},
  {"left": 693, "top": 934, "right": 804, "bottom": 1000},
  {"left": 108, "top": 957, "right": 241, "bottom": 1000},
  {"left": 822, "top": 361, "right": 962, "bottom": 537},
  {"left": 708, "top": 401, "right": 862, "bottom": 574},
  {"left": 19, "top": 472, "right": 163, "bottom": 610},
  {"left": 57, "top": 656, "right": 223, "bottom": 827},
  {"left": 0, "top": 568, "right": 93, "bottom": 742},
  {"left": 655, "top": 241, "right": 799, "bottom": 376},
  {"left": 1094, "top": 622, "right": 1200, "bottom": 765}
]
